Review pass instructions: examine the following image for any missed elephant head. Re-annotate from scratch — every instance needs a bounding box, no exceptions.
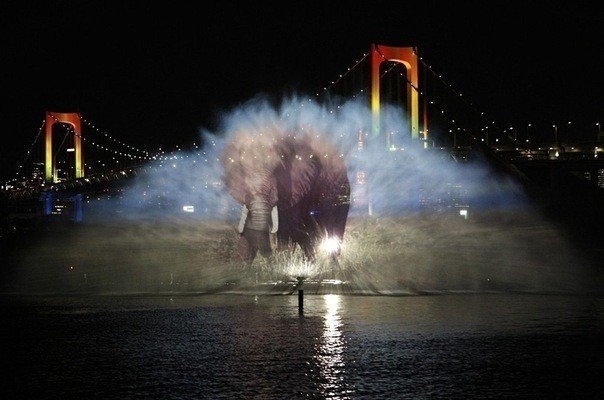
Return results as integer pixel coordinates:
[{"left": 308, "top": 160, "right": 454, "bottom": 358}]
[{"left": 221, "top": 127, "right": 350, "bottom": 263}]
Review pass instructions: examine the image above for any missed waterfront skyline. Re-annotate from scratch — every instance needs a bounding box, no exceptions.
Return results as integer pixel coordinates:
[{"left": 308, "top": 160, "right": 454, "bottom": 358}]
[{"left": 2, "top": 2, "right": 602, "bottom": 181}]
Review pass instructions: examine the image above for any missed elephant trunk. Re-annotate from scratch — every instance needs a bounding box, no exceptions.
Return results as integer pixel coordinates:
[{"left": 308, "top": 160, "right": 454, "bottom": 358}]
[{"left": 245, "top": 198, "right": 273, "bottom": 232}]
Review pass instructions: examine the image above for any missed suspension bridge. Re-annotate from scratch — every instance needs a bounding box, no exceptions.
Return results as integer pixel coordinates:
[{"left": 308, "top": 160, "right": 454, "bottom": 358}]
[{"left": 2, "top": 44, "right": 603, "bottom": 224}]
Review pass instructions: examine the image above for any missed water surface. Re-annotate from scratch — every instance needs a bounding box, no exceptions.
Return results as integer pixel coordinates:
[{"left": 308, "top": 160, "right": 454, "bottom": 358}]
[{"left": 1, "top": 293, "right": 602, "bottom": 399}]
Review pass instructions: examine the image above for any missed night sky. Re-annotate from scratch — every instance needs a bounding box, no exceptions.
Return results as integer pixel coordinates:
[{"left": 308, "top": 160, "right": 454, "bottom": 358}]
[{"left": 2, "top": 1, "right": 602, "bottom": 181}]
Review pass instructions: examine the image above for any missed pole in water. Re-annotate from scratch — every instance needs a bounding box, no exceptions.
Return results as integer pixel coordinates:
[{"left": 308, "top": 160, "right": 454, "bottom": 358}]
[
  {"left": 298, "top": 289, "right": 304, "bottom": 314},
  {"left": 296, "top": 276, "right": 305, "bottom": 314}
]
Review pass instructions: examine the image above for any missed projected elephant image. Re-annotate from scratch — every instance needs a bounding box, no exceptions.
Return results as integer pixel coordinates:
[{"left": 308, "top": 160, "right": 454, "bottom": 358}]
[{"left": 221, "top": 128, "right": 350, "bottom": 264}]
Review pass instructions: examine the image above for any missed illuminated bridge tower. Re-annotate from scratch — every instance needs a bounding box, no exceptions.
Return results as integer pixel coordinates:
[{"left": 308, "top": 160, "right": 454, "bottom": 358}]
[
  {"left": 370, "top": 43, "right": 423, "bottom": 148},
  {"left": 42, "top": 111, "right": 84, "bottom": 222},
  {"left": 355, "top": 44, "right": 425, "bottom": 216},
  {"left": 45, "top": 111, "right": 84, "bottom": 184}
]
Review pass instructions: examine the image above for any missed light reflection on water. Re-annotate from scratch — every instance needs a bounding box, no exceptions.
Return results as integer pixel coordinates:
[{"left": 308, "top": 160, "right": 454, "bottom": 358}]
[
  {"left": 1, "top": 293, "right": 602, "bottom": 399},
  {"left": 317, "top": 294, "right": 347, "bottom": 398}
]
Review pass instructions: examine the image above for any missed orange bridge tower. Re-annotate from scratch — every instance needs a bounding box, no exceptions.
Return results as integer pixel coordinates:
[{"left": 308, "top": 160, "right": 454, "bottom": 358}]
[
  {"left": 370, "top": 43, "right": 423, "bottom": 148},
  {"left": 45, "top": 111, "right": 84, "bottom": 184}
]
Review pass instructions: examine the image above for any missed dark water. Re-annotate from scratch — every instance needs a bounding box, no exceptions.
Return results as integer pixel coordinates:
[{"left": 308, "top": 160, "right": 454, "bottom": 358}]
[{"left": 1, "top": 293, "right": 602, "bottom": 399}]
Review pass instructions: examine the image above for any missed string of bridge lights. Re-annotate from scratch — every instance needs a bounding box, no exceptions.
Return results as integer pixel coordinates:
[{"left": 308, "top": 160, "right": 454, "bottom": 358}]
[
  {"left": 46, "top": 112, "right": 151, "bottom": 164},
  {"left": 53, "top": 112, "right": 212, "bottom": 165},
  {"left": 4, "top": 46, "right": 517, "bottom": 188},
  {"left": 411, "top": 48, "right": 501, "bottom": 142},
  {"left": 315, "top": 52, "right": 369, "bottom": 97},
  {"left": 315, "top": 51, "right": 403, "bottom": 102},
  {"left": 6, "top": 112, "right": 226, "bottom": 189},
  {"left": 81, "top": 115, "right": 284, "bottom": 167},
  {"left": 7, "top": 47, "right": 601, "bottom": 188},
  {"left": 311, "top": 47, "right": 483, "bottom": 143},
  {"left": 79, "top": 114, "right": 152, "bottom": 157},
  {"left": 413, "top": 49, "right": 601, "bottom": 145},
  {"left": 317, "top": 46, "right": 600, "bottom": 147},
  {"left": 7, "top": 49, "right": 440, "bottom": 188},
  {"left": 8, "top": 113, "right": 154, "bottom": 186},
  {"left": 78, "top": 113, "right": 223, "bottom": 164},
  {"left": 80, "top": 115, "right": 223, "bottom": 166}
]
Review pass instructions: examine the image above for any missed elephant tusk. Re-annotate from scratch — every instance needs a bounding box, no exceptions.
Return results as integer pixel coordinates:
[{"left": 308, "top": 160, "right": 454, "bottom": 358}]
[
  {"left": 237, "top": 205, "right": 248, "bottom": 234},
  {"left": 270, "top": 206, "right": 278, "bottom": 233}
]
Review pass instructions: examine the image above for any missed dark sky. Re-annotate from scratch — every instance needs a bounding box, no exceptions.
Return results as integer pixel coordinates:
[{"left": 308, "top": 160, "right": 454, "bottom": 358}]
[{"left": 1, "top": 1, "right": 602, "bottom": 181}]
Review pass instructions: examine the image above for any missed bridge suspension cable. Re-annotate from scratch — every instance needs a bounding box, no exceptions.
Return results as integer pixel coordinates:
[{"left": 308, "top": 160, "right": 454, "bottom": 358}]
[
  {"left": 311, "top": 45, "right": 517, "bottom": 149},
  {"left": 79, "top": 114, "right": 153, "bottom": 159}
]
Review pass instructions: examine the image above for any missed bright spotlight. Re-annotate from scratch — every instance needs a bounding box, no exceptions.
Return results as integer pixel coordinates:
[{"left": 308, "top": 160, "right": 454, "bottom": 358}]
[{"left": 320, "top": 237, "right": 341, "bottom": 255}]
